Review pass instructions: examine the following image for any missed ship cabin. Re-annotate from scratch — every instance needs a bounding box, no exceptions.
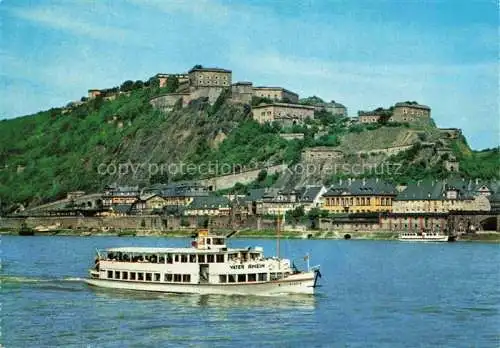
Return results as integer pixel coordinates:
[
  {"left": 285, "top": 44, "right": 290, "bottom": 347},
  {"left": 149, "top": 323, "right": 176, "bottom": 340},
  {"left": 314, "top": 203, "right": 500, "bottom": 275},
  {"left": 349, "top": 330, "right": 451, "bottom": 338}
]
[{"left": 91, "top": 230, "right": 294, "bottom": 285}]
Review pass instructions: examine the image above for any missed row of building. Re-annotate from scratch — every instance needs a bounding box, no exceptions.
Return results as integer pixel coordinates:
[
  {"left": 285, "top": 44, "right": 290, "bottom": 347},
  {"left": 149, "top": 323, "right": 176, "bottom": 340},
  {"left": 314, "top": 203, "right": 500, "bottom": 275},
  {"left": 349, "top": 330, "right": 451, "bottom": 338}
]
[
  {"left": 85, "top": 65, "right": 437, "bottom": 128},
  {"left": 95, "top": 177, "right": 498, "bottom": 218}
]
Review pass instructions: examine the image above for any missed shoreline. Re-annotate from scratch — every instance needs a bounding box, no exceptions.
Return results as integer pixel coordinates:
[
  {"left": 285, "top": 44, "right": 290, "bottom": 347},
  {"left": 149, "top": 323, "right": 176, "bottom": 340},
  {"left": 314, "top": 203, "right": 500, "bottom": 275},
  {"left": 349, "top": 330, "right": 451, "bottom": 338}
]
[{"left": 1, "top": 229, "right": 499, "bottom": 242}]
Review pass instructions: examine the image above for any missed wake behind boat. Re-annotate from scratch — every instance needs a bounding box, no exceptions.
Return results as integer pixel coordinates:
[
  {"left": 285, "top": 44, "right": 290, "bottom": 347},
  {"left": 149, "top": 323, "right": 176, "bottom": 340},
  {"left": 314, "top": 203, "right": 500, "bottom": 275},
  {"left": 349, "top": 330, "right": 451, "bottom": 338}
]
[{"left": 85, "top": 229, "right": 321, "bottom": 296}]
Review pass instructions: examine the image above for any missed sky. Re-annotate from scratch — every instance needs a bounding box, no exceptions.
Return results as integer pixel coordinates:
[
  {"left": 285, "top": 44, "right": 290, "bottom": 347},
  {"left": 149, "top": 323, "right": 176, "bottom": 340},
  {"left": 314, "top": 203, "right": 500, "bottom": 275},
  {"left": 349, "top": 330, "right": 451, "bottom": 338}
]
[{"left": 1, "top": 0, "right": 498, "bottom": 149}]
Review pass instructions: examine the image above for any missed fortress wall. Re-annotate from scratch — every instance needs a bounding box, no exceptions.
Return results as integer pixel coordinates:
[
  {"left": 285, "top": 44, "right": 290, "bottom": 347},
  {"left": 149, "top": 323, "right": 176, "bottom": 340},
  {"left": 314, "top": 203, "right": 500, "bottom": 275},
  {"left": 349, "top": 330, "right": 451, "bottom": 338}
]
[{"left": 198, "top": 164, "right": 287, "bottom": 191}]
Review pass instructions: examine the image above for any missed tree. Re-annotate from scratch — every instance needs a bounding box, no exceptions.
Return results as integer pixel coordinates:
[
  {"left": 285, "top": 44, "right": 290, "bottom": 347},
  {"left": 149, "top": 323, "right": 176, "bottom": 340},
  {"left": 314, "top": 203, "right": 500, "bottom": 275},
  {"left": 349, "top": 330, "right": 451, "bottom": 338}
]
[
  {"left": 120, "top": 80, "right": 134, "bottom": 92},
  {"left": 192, "top": 64, "right": 203, "bottom": 70},
  {"left": 288, "top": 205, "right": 305, "bottom": 223},
  {"left": 133, "top": 80, "right": 144, "bottom": 90},
  {"left": 257, "top": 169, "right": 268, "bottom": 182},
  {"left": 165, "top": 76, "right": 179, "bottom": 93}
]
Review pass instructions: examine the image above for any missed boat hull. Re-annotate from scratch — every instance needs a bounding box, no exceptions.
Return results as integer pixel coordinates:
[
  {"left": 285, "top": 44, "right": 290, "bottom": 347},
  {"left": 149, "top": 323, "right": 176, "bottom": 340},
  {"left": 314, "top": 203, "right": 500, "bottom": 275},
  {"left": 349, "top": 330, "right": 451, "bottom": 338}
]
[
  {"left": 398, "top": 236, "right": 449, "bottom": 242},
  {"left": 85, "top": 272, "right": 317, "bottom": 296}
]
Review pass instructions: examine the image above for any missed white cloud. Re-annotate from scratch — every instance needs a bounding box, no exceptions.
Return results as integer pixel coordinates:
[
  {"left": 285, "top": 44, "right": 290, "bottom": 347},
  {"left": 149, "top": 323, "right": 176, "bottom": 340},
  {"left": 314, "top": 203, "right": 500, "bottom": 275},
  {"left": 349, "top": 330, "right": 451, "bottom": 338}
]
[{"left": 8, "top": 3, "right": 147, "bottom": 46}]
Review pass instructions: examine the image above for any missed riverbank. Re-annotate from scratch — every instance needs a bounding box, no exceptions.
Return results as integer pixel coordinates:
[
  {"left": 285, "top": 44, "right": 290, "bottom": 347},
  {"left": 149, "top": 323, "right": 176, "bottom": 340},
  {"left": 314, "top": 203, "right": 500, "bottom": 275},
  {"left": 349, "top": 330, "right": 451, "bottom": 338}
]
[{"left": 1, "top": 228, "right": 499, "bottom": 242}]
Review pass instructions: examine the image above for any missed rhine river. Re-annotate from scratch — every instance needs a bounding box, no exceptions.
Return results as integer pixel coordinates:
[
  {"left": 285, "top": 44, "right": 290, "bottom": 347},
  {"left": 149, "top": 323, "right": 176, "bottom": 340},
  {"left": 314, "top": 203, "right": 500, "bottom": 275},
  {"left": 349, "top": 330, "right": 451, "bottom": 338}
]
[{"left": 1, "top": 235, "right": 499, "bottom": 347}]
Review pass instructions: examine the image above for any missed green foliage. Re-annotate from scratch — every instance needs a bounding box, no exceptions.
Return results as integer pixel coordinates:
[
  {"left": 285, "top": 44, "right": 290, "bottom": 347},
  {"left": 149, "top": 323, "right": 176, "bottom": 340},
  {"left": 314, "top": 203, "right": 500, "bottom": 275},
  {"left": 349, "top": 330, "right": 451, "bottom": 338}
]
[
  {"left": 251, "top": 96, "right": 273, "bottom": 106},
  {"left": 120, "top": 80, "right": 135, "bottom": 92},
  {"left": 286, "top": 205, "right": 305, "bottom": 223},
  {"left": 257, "top": 169, "right": 267, "bottom": 182},
  {"left": 165, "top": 76, "right": 179, "bottom": 93}
]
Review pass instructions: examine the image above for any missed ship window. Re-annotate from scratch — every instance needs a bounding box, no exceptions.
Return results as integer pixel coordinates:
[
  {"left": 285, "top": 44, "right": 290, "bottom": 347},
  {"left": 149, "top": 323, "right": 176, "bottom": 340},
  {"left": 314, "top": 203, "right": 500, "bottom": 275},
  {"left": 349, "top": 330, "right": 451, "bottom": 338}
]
[
  {"left": 122, "top": 271, "right": 128, "bottom": 280},
  {"left": 258, "top": 273, "right": 267, "bottom": 281},
  {"left": 159, "top": 256, "right": 165, "bottom": 264},
  {"left": 237, "top": 274, "right": 246, "bottom": 282},
  {"left": 167, "top": 254, "right": 173, "bottom": 264},
  {"left": 146, "top": 273, "right": 152, "bottom": 281},
  {"left": 165, "top": 274, "right": 172, "bottom": 282},
  {"left": 284, "top": 272, "right": 290, "bottom": 278},
  {"left": 213, "top": 238, "right": 224, "bottom": 245},
  {"left": 248, "top": 273, "right": 256, "bottom": 282},
  {"left": 130, "top": 272, "right": 136, "bottom": 280},
  {"left": 270, "top": 273, "right": 277, "bottom": 281},
  {"left": 174, "top": 274, "right": 181, "bottom": 282},
  {"left": 277, "top": 272, "right": 283, "bottom": 280},
  {"left": 138, "top": 273, "right": 144, "bottom": 281},
  {"left": 216, "top": 254, "right": 224, "bottom": 263},
  {"left": 181, "top": 254, "right": 188, "bottom": 263},
  {"left": 229, "top": 253, "right": 238, "bottom": 261},
  {"left": 189, "top": 254, "right": 197, "bottom": 263},
  {"left": 219, "top": 275, "right": 227, "bottom": 283},
  {"left": 154, "top": 273, "right": 161, "bottom": 282},
  {"left": 198, "top": 254, "right": 206, "bottom": 263},
  {"left": 182, "top": 274, "right": 191, "bottom": 282},
  {"left": 207, "top": 254, "right": 215, "bottom": 263},
  {"left": 115, "top": 271, "right": 120, "bottom": 279},
  {"left": 107, "top": 270, "right": 113, "bottom": 279},
  {"left": 228, "top": 274, "right": 236, "bottom": 283},
  {"left": 207, "top": 238, "right": 211, "bottom": 245}
]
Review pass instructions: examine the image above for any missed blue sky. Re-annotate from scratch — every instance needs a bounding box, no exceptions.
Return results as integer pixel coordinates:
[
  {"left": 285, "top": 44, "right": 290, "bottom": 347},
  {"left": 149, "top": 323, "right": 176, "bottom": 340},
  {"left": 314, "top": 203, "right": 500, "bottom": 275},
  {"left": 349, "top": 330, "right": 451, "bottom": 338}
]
[{"left": 1, "top": 0, "right": 498, "bottom": 149}]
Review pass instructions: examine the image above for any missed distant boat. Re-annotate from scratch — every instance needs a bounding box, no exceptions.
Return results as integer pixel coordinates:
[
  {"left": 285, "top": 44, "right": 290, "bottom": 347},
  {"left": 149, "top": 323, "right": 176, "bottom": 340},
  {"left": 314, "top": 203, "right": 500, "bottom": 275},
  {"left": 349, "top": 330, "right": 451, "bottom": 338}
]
[
  {"left": 398, "top": 231, "right": 449, "bottom": 242},
  {"left": 18, "top": 223, "right": 34, "bottom": 236}
]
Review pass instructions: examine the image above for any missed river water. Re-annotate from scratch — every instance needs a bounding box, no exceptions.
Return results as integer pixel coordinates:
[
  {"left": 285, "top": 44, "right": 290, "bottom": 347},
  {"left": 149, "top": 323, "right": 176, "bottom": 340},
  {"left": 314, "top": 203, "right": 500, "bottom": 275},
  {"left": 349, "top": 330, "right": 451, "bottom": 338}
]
[{"left": 1, "top": 235, "right": 499, "bottom": 347}]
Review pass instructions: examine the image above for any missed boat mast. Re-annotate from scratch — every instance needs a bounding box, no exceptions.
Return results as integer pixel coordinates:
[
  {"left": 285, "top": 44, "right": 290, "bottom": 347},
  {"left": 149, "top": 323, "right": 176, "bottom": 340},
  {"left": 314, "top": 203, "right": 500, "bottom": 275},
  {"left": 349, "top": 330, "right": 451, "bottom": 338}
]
[{"left": 277, "top": 213, "right": 281, "bottom": 269}]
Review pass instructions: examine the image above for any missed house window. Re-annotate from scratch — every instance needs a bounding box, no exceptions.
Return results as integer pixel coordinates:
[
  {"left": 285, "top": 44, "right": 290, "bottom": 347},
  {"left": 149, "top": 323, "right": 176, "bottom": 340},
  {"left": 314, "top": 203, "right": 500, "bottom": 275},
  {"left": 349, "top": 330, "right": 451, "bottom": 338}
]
[{"left": 219, "top": 275, "right": 227, "bottom": 283}]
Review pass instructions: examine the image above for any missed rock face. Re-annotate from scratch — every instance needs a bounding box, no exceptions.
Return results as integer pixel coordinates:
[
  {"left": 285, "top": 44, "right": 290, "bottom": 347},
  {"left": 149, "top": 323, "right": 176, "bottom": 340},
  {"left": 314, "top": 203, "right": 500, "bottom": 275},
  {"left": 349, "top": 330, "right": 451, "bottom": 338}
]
[{"left": 210, "top": 131, "right": 227, "bottom": 149}]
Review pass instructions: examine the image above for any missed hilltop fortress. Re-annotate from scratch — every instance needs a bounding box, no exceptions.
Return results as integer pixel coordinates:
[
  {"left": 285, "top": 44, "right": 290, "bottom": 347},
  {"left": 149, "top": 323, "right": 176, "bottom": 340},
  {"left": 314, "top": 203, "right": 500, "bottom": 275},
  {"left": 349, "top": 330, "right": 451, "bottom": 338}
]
[{"left": 86, "top": 65, "right": 438, "bottom": 127}]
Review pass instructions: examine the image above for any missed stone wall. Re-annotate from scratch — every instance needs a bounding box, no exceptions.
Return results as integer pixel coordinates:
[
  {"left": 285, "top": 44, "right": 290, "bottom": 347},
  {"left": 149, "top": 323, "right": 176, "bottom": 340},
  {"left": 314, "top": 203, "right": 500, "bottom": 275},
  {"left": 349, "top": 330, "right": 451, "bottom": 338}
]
[
  {"left": 150, "top": 93, "right": 191, "bottom": 112},
  {"left": 279, "top": 133, "right": 304, "bottom": 141},
  {"left": 231, "top": 82, "right": 253, "bottom": 104},
  {"left": 190, "top": 86, "right": 225, "bottom": 104},
  {"left": 392, "top": 103, "right": 431, "bottom": 122},
  {"left": 198, "top": 164, "right": 287, "bottom": 191},
  {"left": 301, "top": 147, "right": 344, "bottom": 162},
  {"left": 355, "top": 144, "right": 414, "bottom": 157}
]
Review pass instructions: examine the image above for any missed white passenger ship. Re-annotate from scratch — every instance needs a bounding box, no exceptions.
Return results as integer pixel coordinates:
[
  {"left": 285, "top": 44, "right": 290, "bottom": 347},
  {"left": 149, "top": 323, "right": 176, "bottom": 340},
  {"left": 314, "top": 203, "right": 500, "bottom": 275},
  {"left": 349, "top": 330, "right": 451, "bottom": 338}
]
[
  {"left": 398, "top": 232, "right": 449, "bottom": 242},
  {"left": 85, "top": 229, "right": 322, "bottom": 295}
]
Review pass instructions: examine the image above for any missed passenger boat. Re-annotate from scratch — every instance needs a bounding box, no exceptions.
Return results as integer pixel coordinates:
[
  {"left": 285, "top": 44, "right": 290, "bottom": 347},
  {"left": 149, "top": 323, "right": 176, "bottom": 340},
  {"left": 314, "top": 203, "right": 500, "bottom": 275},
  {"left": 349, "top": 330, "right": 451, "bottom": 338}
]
[
  {"left": 398, "top": 231, "right": 450, "bottom": 242},
  {"left": 85, "top": 229, "right": 322, "bottom": 296}
]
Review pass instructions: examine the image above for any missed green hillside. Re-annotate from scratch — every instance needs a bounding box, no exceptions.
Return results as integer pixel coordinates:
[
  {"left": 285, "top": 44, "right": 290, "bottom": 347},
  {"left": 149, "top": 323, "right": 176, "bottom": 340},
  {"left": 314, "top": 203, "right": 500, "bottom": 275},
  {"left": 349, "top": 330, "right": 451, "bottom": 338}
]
[{"left": 0, "top": 83, "right": 498, "bottom": 210}]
